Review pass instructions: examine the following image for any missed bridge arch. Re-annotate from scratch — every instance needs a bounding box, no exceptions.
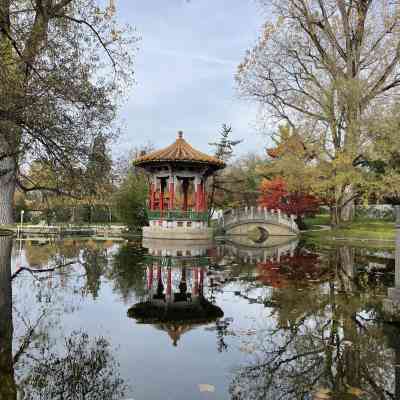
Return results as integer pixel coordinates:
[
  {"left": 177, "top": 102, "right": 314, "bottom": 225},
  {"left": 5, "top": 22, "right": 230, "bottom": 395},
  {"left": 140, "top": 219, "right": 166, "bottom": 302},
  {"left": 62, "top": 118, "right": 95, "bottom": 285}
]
[{"left": 220, "top": 207, "right": 299, "bottom": 237}]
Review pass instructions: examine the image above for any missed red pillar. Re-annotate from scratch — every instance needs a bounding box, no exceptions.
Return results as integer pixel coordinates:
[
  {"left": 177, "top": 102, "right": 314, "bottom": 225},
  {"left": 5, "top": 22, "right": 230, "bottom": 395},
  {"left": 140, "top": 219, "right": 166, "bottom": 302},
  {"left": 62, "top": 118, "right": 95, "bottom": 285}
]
[
  {"left": 160, "top": 180, "right": 165, "bottom": 215},
  {"left": 202, "top": 180, "right": 207, "bottom": 211},
  {"left": 168, "top": 178, "right": 175, "bottom": 210}
]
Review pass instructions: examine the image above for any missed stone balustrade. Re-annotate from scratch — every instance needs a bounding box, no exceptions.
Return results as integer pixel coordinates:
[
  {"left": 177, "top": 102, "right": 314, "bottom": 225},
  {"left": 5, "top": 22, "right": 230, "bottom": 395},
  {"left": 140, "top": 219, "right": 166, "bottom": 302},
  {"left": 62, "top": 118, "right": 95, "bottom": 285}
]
[{"left": 220, "top": 206, "right": 299, "bottom": 234}]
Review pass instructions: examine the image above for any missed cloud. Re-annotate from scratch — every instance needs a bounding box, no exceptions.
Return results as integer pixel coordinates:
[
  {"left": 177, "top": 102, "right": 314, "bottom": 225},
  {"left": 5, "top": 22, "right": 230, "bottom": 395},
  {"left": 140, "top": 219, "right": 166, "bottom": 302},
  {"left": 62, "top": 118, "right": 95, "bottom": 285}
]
[
  {"left": 148, "top": 48, "right": 237, "bottom": 67},
  {"left": 113, "top": 0, "right": 266, "bottom": 158}
]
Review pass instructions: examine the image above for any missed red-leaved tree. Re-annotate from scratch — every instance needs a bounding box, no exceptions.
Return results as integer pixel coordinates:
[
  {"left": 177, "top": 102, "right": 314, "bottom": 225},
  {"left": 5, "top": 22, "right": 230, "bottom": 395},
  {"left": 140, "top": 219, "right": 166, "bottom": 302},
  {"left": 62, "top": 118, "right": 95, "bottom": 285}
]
[{"left": 258, "top": 177, "right": 319, "bottom": 229}]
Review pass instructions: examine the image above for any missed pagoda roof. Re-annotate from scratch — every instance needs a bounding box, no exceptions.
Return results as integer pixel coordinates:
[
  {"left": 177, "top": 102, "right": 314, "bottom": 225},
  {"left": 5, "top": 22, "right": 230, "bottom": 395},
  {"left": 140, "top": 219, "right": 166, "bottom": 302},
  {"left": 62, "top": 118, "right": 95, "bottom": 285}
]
[{"left": 133, "top": 131, "right": 226, "bottom": 170}]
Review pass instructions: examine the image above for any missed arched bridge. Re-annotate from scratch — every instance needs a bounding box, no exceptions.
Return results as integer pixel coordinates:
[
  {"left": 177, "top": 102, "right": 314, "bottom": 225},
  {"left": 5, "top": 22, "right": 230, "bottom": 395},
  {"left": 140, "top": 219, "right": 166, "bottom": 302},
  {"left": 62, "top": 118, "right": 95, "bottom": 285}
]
[{"left": 219, "top": 207, "right": 299, "bottom": 237}]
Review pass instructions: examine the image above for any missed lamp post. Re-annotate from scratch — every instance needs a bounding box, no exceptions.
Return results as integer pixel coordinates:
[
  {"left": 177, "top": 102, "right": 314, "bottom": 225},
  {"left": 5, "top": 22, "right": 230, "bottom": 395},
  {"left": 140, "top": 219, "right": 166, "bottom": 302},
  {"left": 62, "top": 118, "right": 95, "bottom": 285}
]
[{"left": 20, "top": 210, "right": 24, "bottom": 234}]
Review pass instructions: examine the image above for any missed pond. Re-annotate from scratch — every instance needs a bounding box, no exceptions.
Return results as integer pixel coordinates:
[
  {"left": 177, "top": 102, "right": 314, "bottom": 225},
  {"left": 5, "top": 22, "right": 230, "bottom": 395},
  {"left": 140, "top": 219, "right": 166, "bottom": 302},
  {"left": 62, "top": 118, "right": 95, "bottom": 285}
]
[{"left": 0, "top": 234, "right": 399, "bottom": 399}]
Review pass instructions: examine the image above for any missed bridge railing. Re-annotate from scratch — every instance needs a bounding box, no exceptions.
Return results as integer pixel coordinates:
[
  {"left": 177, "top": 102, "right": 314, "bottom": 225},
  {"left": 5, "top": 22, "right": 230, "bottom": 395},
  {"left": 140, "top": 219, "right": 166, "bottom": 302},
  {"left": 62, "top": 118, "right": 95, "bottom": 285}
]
[{"left": 221, "top": 207, "right": 299, "bottom": 233}]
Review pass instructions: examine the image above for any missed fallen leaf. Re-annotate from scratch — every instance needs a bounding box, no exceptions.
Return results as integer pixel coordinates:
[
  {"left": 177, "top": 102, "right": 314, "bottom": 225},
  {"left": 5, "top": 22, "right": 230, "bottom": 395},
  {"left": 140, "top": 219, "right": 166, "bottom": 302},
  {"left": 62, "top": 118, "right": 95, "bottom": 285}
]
[
  {"left": 198, "top": 384, "right": 215, "bottom": 393},
  {"left": 313, "top": 387, "right": 331, "bottom": 399},
  {"left": 347, "top": 386, "right": 364, "bottom": 397}
]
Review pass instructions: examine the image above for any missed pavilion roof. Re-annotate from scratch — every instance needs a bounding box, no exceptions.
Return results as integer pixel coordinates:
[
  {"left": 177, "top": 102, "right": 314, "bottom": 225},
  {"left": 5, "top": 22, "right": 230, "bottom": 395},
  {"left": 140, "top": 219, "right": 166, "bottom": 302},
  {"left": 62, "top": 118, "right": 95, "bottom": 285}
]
[{"left": 133, "top": 131, "right": 226, "bottom": 170}]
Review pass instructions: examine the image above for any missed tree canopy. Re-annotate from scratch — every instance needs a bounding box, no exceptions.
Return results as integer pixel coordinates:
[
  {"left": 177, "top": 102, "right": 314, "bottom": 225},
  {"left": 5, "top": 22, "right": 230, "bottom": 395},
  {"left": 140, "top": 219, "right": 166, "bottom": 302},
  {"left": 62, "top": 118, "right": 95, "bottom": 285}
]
[
  {"left": 237, "top": 0, "right": 400, "bottom": 223},
  {"left": 0, "top": 0, "right": 136, "bottom": 223}
]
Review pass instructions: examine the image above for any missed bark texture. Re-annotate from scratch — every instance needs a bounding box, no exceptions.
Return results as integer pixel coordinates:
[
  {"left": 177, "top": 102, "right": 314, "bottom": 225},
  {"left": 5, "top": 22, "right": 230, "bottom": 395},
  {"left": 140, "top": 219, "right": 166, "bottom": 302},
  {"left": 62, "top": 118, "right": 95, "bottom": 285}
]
[
  {"left": 0, "top": 154, "right": 16, "bottom": 225},
  {"left": 0, "top": 236, "right": 16, "bottom": 399}
]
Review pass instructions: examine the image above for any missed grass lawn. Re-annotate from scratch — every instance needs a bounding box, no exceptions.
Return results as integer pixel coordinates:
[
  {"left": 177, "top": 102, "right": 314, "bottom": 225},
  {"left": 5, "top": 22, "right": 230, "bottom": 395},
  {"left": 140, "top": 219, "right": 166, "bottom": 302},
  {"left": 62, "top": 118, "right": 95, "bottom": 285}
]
[
  {"left": 302, "top": 216, "right": 397, "bottom": 249},
  {"left": 304, "top": 214, "right": 331, "bottom": 229}
]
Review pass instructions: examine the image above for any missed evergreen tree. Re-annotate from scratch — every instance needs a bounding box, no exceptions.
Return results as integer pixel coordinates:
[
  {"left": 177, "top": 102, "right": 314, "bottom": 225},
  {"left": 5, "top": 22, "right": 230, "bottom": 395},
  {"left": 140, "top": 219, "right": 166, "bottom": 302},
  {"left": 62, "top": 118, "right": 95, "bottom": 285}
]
[{"left": 208, "top": 124, "right": 242, "bottom": 214}]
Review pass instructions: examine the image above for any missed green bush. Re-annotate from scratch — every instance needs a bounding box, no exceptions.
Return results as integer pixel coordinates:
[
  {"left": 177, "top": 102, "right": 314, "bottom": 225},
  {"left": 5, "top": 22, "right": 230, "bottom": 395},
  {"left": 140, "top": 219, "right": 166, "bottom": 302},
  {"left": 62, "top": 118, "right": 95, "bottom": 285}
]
[{"left": 113, "top": 172, "right": 148, "bottom": 230}]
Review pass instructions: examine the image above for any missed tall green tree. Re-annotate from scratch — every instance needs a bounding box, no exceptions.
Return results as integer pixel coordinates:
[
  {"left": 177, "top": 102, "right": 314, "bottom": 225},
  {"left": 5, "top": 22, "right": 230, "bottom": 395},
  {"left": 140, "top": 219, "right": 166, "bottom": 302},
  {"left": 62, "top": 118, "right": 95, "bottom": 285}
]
[
  {"left": 0, "top": 0, "right": 136, "bottom": 224},
  {"left": 112, "top": 143, "right": 155, "bottom": 230},
  {"left": 208, "top": 124, "right": 242, "bottom": 213},
  {"left": 113, "top": 172, "right": 148, "bottom": 230}
]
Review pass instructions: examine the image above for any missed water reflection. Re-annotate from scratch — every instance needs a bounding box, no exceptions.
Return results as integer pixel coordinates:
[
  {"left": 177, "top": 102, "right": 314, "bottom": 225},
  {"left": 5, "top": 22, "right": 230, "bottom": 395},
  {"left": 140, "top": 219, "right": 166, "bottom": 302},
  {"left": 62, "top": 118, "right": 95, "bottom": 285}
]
[
  {"left": 129, "top": 240, "right": 223, "bottom": 346},
  {"left": 0, "top": 233, "right": 399, "bottom": 399},
  {"left": 0, "top": 236, "right": 126, "bottom": 400},
  {"left": 229, "top": 242, "right": 400, "bottom": 400},
  {"left": 384, "top": 229, "right": 400, "bottom": 316},
  {"left": 0, "top": 236, "right": 16, "bottom": 398}
]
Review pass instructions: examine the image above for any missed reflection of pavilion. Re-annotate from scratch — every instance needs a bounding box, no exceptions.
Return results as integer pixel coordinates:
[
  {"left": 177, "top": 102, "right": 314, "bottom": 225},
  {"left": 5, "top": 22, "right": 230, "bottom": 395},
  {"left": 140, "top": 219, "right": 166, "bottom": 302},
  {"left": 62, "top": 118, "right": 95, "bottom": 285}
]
[{"left": 128, "top": 240, "right": 223, "bottom": 346}]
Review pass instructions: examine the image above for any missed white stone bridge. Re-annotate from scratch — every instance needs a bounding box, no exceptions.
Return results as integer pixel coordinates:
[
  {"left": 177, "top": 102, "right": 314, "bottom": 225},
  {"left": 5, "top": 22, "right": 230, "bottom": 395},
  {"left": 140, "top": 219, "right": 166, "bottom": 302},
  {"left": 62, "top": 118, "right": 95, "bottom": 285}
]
[{"left": 219, "top": 207, "right": 299, "bottom": 237}]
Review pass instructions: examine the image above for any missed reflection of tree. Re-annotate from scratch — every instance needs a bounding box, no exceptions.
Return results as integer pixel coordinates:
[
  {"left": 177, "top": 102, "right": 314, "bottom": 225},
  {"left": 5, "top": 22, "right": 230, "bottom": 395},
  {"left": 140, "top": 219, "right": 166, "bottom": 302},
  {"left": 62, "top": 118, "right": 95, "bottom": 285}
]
[
  {"left": 23, "top": 240, "right": 58, "bottom": 267},
  {"left": 19, "top": 331, "right": 126, "bottom": 399},
  {"left": 24, "top": 239, "right": 81, "bottom": 269},
  {"left": 205, "top": 318, "right": 234, "bottom": 353},
  {"left": 108, "top": 242, "right": 147, "bottom": 301},
  {"left": 80, "top": 241, "right": 109, "bottom": 299},
  {"left": 230, "top": 246, "right": 396, "bottom": 400},
  {"left": 257, "top": 249, "right": 330, "bottom": 289},
  {"left": 0, "top": 236, "right": 17, "bottom": 399},
  {"left": 0, "top": 237, "right": 126, "bottom": 399}
]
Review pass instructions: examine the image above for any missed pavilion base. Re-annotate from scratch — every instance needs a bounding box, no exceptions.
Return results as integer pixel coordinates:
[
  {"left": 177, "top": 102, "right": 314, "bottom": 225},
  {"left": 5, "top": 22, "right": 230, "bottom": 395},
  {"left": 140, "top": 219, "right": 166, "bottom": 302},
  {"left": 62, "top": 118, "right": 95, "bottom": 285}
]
[{"left": 143, "top": 226, "right": 213, "bottom": 240}]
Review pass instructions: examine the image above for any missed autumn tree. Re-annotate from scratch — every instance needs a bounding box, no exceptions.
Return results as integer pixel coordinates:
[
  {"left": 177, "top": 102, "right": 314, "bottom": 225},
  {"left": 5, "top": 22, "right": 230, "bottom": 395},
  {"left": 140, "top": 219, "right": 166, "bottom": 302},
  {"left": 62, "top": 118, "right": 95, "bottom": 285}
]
[
  {"left": 0, "top": 0, "right": 136, "bottom": 224},
  {"left": 258, "top": 176, "right": 320, "bottom": 228},
  {"left": 237, "top": 0, "right": 400, "bottom": 224}
]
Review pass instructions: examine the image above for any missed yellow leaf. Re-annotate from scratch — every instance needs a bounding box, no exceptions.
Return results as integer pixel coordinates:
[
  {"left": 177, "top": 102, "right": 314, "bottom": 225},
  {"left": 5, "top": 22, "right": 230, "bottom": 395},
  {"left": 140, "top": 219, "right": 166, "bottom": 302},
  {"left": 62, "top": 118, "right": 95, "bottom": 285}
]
[
  {"left": 347, "top": 386, "right": 364, "bottom": 397},
  {"left": 313, "top": 387, "right": 331, "bottom": 399},
  {"left": 198, "top": 384, "right": 215, "bottom": 393}
]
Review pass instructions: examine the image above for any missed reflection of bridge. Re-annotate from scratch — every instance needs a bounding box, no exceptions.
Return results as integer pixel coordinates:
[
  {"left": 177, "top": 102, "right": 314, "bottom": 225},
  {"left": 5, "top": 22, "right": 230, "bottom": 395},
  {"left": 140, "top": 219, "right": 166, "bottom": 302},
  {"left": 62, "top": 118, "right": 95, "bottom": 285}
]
[
  {"left": 220, "top": 207, "right": 299, "bottom": 236},
  {"left": 217, "top": 237, "right": 299, "bottom": 265}
]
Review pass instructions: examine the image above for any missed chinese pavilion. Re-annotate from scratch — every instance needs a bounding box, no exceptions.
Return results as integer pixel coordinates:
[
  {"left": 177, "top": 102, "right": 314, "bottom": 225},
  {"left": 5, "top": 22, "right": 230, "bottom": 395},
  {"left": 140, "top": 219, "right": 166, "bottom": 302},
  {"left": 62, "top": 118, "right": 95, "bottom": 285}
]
[{"left": 134, "top": 131, "right": 225, "bottom": 239}]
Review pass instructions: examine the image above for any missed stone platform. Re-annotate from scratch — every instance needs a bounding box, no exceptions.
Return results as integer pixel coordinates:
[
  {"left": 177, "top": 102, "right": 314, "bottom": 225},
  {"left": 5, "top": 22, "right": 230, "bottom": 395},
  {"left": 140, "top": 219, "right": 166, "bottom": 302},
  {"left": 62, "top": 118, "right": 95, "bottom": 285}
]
[{"left": 143, "top": 226, "right": 213, "bottom": 240}]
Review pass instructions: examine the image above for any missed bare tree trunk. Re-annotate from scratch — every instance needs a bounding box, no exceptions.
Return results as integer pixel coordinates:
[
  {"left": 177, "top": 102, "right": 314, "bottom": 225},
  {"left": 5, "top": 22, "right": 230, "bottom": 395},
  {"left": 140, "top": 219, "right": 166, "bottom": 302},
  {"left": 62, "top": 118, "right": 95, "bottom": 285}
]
[
  {"left": 340, "top": 200, "right": 355, "bottom": 223},
  {"left": 330, "top": 205, "right": 339, "bottom": 226},
  {"left": 0, "top": 154, "right": 16, "bottom": 225},
  {"left": 339, "top": 186, "right": 355, "bottom": 223},
  {"left": 0, "top": 235, "right": 16, "bottom": 399}
]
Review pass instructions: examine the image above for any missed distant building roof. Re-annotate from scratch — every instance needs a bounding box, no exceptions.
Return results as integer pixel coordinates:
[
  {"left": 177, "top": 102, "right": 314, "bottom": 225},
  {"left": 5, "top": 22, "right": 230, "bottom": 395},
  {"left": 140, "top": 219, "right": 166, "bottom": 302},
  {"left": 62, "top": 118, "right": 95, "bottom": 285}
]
[{"left": 134, "top": 131, "right": 226, "bottom": 170}]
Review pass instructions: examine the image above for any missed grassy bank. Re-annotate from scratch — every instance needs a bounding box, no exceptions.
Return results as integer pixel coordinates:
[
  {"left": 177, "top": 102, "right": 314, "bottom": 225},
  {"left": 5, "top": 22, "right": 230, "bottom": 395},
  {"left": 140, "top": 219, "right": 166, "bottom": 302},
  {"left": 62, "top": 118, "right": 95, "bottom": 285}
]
[{"left": 302, "top": 215, "right": 396, "bottom": 249}]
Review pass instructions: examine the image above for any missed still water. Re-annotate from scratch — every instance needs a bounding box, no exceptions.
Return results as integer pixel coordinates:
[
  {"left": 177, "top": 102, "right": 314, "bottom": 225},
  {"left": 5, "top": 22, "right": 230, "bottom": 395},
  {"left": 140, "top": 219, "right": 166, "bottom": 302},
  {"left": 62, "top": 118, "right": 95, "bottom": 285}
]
[{"left": 0, "top": 234, "right": 399, "bottom": 399}]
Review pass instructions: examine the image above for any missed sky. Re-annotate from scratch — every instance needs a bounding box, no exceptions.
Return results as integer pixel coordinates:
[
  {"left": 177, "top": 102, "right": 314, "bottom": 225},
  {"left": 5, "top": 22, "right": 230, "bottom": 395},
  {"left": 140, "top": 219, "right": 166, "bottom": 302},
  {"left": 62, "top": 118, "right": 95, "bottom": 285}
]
[{"left": 113, "top": 0, "right": 269, "bottom": 158}]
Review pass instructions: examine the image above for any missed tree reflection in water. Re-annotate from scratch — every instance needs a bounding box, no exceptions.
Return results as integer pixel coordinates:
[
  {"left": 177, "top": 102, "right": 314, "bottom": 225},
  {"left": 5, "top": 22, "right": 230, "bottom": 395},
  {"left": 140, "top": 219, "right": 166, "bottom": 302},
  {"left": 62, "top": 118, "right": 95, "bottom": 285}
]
[
  {"left": 19, "top": 331, "right": 126, "bottom": 399},
  {"left": 0, "top": 236, "right": 126, "bottom": 400},
  {"left": 0, "top": 235, "right": 17, "bottom": 399},
  {"left": 1, "top": 233, "right": 399, "bottom": 400},
  {"left": 229, "top": 245, "right": 399, "bottom": 400}
]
